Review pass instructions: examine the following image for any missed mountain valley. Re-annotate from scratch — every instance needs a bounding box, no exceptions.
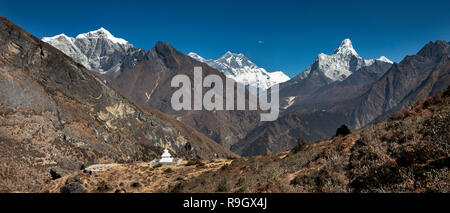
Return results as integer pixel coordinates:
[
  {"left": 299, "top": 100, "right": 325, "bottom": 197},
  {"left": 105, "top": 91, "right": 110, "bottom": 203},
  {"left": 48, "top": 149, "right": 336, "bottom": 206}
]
[{"left": 0, "top": 14, "right": 448, "bottom": 193}]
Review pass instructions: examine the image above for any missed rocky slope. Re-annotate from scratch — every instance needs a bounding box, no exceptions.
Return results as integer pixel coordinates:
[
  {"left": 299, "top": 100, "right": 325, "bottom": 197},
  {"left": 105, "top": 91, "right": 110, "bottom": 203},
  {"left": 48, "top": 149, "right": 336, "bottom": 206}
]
[
  {"left": 0, "top": 17, "right": 234, "bottom": 192},
  {"left": 42, "top": 28, "right": 146, "bottom": 78},
  {"left": 110, "top": 42, "right": 261, "bottom": 149},
  {"left": 173, "top": 87, "right": 450, "bottom": 193},
  {"left": 233, "top": 40, "right": 449, "bottom": 156},
  {"left": 41, "top": 159, "right": 233, "bottom": 193},
  {"left": 44, "top": 87, "right": 450, "bottom": 193},
  {"left": 188, "top": 52, "right": 290, "bottom": 90}
]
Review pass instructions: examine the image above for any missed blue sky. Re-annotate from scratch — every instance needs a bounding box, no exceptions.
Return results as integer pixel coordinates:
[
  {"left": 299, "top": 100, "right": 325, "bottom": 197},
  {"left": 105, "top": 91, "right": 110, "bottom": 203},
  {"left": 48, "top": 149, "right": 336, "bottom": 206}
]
[{"left": 1, "top": 0, "right": 449, "bottom": 77}]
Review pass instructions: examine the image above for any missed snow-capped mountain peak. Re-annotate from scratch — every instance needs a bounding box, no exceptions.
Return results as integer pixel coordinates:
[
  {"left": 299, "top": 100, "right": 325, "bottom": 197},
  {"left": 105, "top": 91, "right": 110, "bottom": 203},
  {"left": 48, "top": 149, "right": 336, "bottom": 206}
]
[
  {"left": 223, "top": 51, "right": 233, "bottom": 56},
  {"left": 333, "top": 38, "right": 359, "bottom": 56},
  {"left": 75, "top": 27, "right": 129, "bottom": 45},
  {"left": 377, "top": 56, "right": 393, "bottom": 64},
  {"left": 188, "top": 52, "right": 290, "bottom": 90},
  {"left": 296, "top": 38, "right": 392, "bottom": 82}
]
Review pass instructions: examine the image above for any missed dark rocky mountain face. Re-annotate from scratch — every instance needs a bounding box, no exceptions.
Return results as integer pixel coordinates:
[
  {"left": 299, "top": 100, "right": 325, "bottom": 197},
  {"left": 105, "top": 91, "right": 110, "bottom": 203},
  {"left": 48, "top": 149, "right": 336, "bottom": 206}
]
[
  {"left": 279, "top": 39, "right": 392, "bottom": 103},
  {"left": 0, "top": 17, "right": 234, "bottom": 192},
  {"left": 350, "top": 41, "right": 449, "bottom": 128},
  {"left": 109, "top": 42, "right": 261, "bottom": 149},
  {"left": 234, "top": 41, "right": 449, "bottom": 156}
]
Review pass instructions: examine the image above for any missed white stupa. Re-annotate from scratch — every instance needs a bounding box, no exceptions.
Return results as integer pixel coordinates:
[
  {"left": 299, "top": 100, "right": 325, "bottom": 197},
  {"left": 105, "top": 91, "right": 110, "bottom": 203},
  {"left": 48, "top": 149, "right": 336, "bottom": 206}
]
[{"left": 159, "top": 149, "right": 174, "bottom": 164}]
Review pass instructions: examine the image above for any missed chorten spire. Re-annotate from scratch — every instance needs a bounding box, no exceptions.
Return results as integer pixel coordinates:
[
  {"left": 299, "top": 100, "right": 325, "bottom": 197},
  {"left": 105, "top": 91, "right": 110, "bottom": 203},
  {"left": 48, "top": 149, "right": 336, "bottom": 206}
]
[{"left": 159, "top": 149, "right": 174, "bottom": 163}]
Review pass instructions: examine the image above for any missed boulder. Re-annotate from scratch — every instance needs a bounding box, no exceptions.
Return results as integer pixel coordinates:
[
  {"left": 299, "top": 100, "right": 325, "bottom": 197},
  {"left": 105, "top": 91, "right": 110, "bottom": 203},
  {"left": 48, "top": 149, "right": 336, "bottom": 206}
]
[{"left": 49, "top": 167, "right": 69, "bottom": 180}]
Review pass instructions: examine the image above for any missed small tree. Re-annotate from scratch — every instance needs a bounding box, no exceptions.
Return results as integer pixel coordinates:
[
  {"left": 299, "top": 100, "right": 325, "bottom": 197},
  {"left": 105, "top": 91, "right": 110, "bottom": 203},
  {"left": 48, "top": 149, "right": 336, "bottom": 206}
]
[{"left": 292, "top": 137, "right": 307, "bottom": 153}]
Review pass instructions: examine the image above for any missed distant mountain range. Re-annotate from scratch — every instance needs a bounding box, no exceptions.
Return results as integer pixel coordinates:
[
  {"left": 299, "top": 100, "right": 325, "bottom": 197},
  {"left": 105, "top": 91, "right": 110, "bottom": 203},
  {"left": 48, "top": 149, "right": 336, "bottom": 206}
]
[
  {"left": 42, "top": 28, "right": 291, "bottom": 90},
  {"left": 43, "top": 28, "right": 281, "bottom": 149},
  {"left": 188, "top": 52, "right": 290, "bottom": 90},
  {"left": 280, "top": 39, "right": 393, "bottom": 100},
  {"left": 41, "top": 26, "right": 449, "bottom": 158},
  {"left": 1, "top": 16, "right": 449, "bottom": 193}
]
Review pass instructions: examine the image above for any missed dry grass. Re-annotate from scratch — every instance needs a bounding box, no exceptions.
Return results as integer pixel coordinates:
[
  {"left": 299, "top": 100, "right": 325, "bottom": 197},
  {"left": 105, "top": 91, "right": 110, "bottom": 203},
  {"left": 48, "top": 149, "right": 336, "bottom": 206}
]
[{"left": 40, "top": 159, "right": 232, "bottom": 193}]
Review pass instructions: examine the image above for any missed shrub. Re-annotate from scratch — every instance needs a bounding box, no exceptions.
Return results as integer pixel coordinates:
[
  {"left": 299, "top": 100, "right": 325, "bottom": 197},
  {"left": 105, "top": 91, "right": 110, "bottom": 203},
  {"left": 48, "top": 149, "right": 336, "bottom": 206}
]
[
  {"left": 391, "top": 110, "right": 405, "bottom": 120},
  {"left": 292, "top": 137, "right": 307, "bottom": 153},
  {"left": 443, "top": 86, "right": 450, "bottom": 97}
]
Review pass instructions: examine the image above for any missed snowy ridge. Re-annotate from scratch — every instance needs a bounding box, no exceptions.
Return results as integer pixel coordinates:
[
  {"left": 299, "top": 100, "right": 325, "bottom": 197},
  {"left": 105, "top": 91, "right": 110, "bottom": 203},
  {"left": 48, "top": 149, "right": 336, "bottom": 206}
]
[
  {"left": 42, "top": 28, "right": 145, "bottom": 77},
  {"left": 188, "top": 52, "right": 290, "bottom": 90},
  {"left": 377, "top": 56, "right": 393, "bottom": 64},
  {"left": 188, "top": 52, "right": 206, "bottom": 63},
  {"left": 333, "top": 38, "right": 358, "bottom": 56}
]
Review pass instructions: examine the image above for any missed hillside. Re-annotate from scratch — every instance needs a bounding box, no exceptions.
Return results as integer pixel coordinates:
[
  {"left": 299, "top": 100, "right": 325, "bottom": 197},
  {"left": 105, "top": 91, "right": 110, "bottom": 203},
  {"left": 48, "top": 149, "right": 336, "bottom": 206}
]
[
  {"left": 109, "top": 42, "right": 261, "bottom": 149},
  {"left": 43, "top": 87, "right": 449, "bottom": 193}
]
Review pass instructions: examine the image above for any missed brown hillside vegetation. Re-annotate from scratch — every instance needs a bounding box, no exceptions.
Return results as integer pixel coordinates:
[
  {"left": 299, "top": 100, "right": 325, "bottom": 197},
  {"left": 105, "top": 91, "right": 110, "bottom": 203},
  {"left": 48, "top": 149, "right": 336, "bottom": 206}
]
[{"left": 43, "top": 87, "right": 450, "bottom": 193}]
